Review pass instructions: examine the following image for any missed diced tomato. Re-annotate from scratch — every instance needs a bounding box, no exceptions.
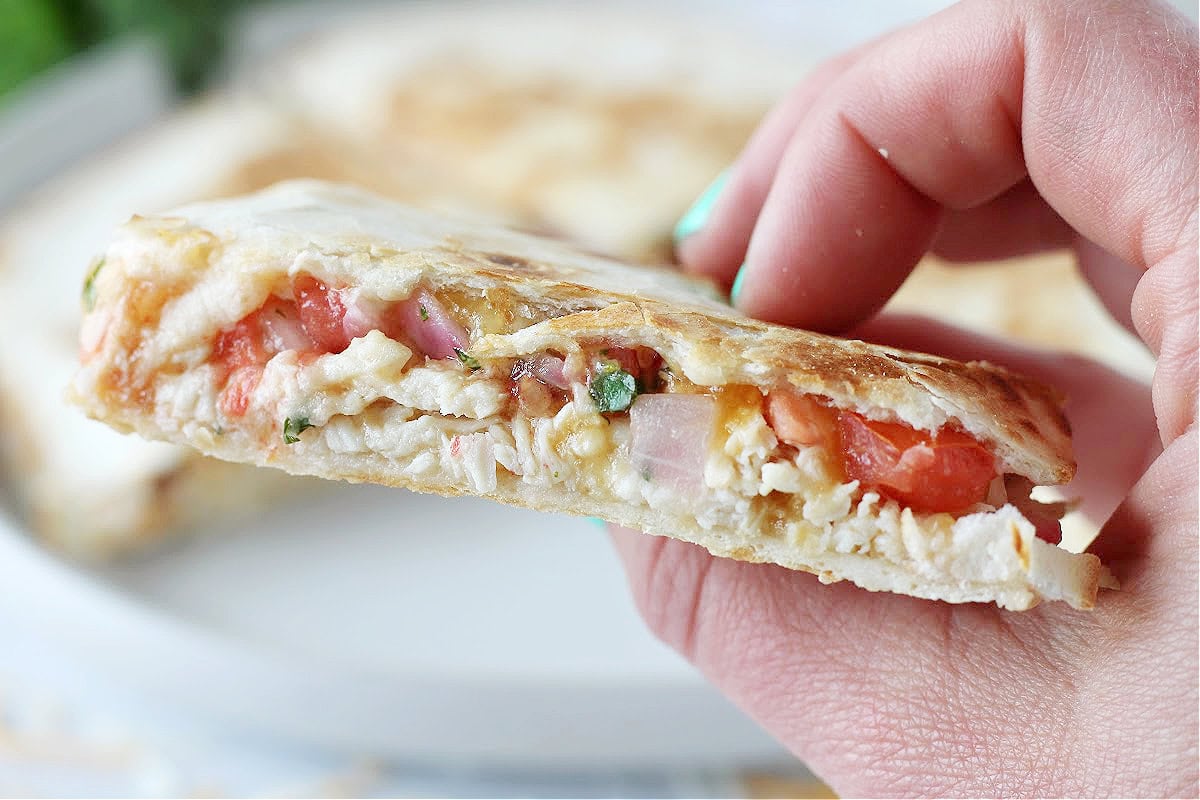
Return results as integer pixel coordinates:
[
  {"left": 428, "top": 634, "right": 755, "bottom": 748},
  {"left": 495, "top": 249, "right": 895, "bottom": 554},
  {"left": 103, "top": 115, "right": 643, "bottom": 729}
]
[
  {"left": 602, "top": 346, "right": 641, "bottom": 375},
  {"left": 511, "top": 373, "right": 565, "bottom": 416},
  {"left": 594, "top": 344, "right": 663, "bottom": 391},
  {"left": 212, "top": 316, "right": 268, "bottom": 383},
  {"left": 212, "top": 316, "right": 270, "bottom": 418},
  {"left": 765, "top": 390, "right": 838, "bottom": 448},
  {"left": 838, "top": 412, "right": 997, "bottom": 513},
  {"left": 219, "top": 366, "right": 261, "bottom": 417},
  {"left": 211, "top": 296, "right": 312, "bottom": 418},
  {"left": 294, "top": 274, "right": 351, "bottom": 353}
]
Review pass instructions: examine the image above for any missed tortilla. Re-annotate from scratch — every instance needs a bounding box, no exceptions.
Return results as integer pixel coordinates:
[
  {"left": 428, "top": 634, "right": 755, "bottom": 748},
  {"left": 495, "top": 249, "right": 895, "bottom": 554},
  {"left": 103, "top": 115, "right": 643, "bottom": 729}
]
[
  {"left": 3, "top": 4, "right": 802, "bottom": 557},
  {"left": 0, "top": 97, "right": 330, "bottom": 556},
  {"left": 71, "top": 181, "right": 1110, "bottom": 609}
]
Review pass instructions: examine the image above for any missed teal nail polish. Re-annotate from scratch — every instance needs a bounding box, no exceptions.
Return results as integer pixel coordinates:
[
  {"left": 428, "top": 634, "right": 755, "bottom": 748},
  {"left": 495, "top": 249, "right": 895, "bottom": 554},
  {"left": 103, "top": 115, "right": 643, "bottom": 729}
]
[
  {"left": 730, "top": 263, "right": 748, "bottom": 304},
  {"left": 673, "top": 169, "right": 729, "bottom": 244},
  {"left": 587, "top": 516, "right": 607, "bottom": 529}
]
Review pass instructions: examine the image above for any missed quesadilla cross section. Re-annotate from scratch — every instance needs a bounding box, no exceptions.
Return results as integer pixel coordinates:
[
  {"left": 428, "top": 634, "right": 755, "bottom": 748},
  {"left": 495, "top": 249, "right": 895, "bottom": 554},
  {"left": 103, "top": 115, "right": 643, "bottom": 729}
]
[{"left": 71, "top": 180, "right": 1112, "bottom": 610}]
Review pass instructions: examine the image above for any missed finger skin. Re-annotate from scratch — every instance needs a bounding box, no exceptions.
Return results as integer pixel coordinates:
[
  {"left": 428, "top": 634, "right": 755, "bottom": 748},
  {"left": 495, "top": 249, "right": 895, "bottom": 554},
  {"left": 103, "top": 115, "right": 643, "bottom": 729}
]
[
  {"left": 675, "top": 43, "right": 873, "bottom": 289},
  {"left": 929, "top": 179, "right": 1074, "bottom": 262},
  {"left": 619, "top": 0, "right": 1199, "bottom": 795},
  {"left": 732, "top": 0, "right": 1195, "bottom": 331}
]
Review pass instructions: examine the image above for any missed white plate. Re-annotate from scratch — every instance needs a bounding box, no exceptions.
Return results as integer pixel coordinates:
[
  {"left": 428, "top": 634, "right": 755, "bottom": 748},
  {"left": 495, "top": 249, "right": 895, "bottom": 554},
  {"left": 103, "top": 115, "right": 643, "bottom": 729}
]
[{"left": 0, "top": 486, "right": 785, "bottom": 767}]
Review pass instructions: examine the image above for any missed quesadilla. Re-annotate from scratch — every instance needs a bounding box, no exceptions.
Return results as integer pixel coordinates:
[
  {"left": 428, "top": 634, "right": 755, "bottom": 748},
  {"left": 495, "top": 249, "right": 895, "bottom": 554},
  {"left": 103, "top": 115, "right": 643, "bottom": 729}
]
[
  {"left": 4, "top": 4, "right": 798, "bottom": 558},
  {"left": 0, "top": 97, "right": 320, "bottom": 556},
  {"left": 71, "top": 181, "right": 1111, "bottom": 609}
]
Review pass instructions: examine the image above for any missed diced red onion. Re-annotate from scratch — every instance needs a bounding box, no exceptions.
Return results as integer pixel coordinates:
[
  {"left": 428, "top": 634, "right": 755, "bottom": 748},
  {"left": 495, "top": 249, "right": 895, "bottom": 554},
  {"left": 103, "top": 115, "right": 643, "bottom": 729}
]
[
  {"left": 529, "top": 354, "right": 569, "bottom": 389},
  {"left": 562, "top": 354, "right": 588, "bottom": 386},
  {"left": 396, "top": 287, "right": 469, "bottom": 359},
  {"left": 629, "top": 394, "right": 717, "bottom": 493}
]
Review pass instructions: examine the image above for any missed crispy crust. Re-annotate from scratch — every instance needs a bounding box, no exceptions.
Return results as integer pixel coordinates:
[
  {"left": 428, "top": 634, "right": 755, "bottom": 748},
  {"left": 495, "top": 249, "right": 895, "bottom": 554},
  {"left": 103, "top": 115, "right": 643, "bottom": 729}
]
[
  {"left": 71, "top": 181, "right": 1104, "bottom": 608},
  {"left": 0, "top": 96, "right": 327, "bottom": 556},
  {"left": 77, "top": 181, "right": 1073, "bottom": 483}
]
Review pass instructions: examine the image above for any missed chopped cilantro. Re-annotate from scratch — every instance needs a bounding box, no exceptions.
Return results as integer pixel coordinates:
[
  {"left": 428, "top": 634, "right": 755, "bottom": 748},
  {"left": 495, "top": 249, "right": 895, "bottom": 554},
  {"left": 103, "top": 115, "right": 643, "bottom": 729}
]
[
  {"left": 82, "top": 257, "right": 105, "bottom": 311},
  {"left": 640, "top": 466, "right": 652, "bottom": 481},
  {"left": 589, "top": 366, "right": 638, "bottom": 413},
  {"left": 283, "top": 416, "right": 313, "bottom": 444},
  {"left": 454, "top": 348, "right": 482, "bottom": 371},
  {"left": 418, "top": 303, "right": 429, "bottom": 321}
]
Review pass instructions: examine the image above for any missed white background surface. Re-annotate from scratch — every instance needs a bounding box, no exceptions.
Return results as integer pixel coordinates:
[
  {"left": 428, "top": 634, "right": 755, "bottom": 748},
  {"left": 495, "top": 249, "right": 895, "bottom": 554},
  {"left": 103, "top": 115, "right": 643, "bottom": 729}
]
[{"left": 1, "top": 0, "right": 1193, "bottom": 795}]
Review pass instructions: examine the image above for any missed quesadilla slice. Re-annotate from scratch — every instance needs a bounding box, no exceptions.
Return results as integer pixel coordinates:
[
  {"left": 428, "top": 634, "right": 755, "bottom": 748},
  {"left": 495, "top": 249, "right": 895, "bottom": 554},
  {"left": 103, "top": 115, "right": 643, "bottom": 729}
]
[{"left": 71, "top": 181, "right": 1111, "bottom": 609}]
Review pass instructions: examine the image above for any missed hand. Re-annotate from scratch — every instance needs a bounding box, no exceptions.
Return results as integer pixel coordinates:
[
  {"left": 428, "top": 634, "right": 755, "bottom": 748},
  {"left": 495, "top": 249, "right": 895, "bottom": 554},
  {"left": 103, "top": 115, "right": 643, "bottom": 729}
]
[{"left": 612, "top": 1, "right": 1198, "bottom": 795}]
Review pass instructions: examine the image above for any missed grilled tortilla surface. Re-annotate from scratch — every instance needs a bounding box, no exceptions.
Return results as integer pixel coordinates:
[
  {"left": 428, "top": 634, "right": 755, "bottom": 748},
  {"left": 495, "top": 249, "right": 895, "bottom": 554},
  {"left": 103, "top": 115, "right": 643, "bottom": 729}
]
[{"left": 72, "top": 180, "right": 1110, "bottom": 610}]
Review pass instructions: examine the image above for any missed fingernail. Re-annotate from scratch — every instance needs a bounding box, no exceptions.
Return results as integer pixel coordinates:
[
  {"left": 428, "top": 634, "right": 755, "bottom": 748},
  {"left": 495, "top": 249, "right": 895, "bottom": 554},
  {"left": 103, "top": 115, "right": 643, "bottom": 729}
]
[
  {"left": 673, "top": 169, "right": 729, "bottom": 244},
  {"left": 730, "top": 263, "right": 748, "bottom": 304},
  {"left": 587, "top": 516, "right": 607, "bottom": 529}
]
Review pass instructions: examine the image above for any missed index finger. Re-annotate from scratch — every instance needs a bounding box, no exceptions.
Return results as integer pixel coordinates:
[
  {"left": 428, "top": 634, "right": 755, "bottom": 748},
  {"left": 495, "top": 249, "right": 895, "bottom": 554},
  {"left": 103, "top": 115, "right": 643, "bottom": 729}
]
[{"left": 701, "top": 0, "right": 1196, "bottom": 334}]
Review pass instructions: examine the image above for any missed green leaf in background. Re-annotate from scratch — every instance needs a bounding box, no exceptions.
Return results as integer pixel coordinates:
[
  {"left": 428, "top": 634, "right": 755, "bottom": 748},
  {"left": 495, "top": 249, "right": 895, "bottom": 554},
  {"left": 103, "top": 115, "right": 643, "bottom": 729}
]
[
  {"left": 84, "top": 0, "right": 250, "bottom": 92},
  {"left": 1, "top": 0, "right": 263, "bottom": 100},
  {"left": 0, "top": 0, "right": 76, "bottom": 98}
]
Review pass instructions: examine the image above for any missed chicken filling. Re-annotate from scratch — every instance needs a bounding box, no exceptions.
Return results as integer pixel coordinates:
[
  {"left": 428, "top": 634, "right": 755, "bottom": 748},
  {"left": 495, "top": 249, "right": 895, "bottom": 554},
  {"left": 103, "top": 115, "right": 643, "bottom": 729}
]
[{"left": 207, "top": 275, "right": 1067, "bottom": 542}]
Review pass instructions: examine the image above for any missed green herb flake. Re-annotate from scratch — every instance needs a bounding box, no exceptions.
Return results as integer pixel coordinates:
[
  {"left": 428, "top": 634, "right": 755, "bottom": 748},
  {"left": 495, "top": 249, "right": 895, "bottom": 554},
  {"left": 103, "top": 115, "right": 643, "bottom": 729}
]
[
  {"left": 418, "top": 303, "right": 429, "bottom": 321},
  {"left": 82, "top": 257, "right": 105, "bottom": 311},
  {"left": 454, "top": 348, "right": 482, "bottom": 371},
  {"left": 640, "top": 466, "right": 653, "bottom": 481},
  {"left": 589, "top": 366, "right": 638, "bottom": 413},
  {"left": 283, "top": 416, "right": 314, "bottom": 444}
]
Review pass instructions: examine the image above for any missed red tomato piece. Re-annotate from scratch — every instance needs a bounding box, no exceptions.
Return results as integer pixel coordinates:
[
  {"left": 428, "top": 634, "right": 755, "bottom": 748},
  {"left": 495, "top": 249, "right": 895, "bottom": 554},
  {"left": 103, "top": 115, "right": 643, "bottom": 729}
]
[
  {"left": 765, "top": 391, "right": 838, "bottom": 448},
  {"left": 595, "top": 344, "right": 663, "bottom": 390},
  {"left": 838, "top": 412, "right": 996, "bottom": 513},
  {"left": 219, "top": 366, "right": 261, "bottom": 417},
  {"left": 294, "top": 274, "right": 351, "bottom": 353},
  {"left": 212, "top": 298, "right": 310, "bottom": 418},
  {"left": 212, "top": 315, "right": 267, "bottom": 383}
]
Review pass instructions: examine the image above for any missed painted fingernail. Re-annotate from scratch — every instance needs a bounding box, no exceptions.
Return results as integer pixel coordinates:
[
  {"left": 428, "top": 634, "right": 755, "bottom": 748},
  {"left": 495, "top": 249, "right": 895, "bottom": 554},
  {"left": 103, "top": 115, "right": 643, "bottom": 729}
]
[
  {"left": 730, "top": 263, "right": 748, "bottom": 304},
  {"left": 673, "top": 169, "right": 729, "bottom": 244},
  {"left": 587, "top": 516, "right": 607, "bottom": 529}
]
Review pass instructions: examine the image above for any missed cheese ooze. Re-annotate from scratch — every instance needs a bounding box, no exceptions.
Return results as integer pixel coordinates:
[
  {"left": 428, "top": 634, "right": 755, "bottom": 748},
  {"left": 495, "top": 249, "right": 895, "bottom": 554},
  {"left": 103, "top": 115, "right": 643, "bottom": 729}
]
[{"left": 203, "top": 278, "right": 1056, "bottom": 541}]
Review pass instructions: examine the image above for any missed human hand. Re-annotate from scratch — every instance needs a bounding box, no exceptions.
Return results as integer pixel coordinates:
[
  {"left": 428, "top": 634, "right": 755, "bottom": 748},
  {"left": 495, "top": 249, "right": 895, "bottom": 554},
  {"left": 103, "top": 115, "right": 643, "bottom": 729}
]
[{"left": 613, "top": 0, "right": 1198, "bottom": 795}]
